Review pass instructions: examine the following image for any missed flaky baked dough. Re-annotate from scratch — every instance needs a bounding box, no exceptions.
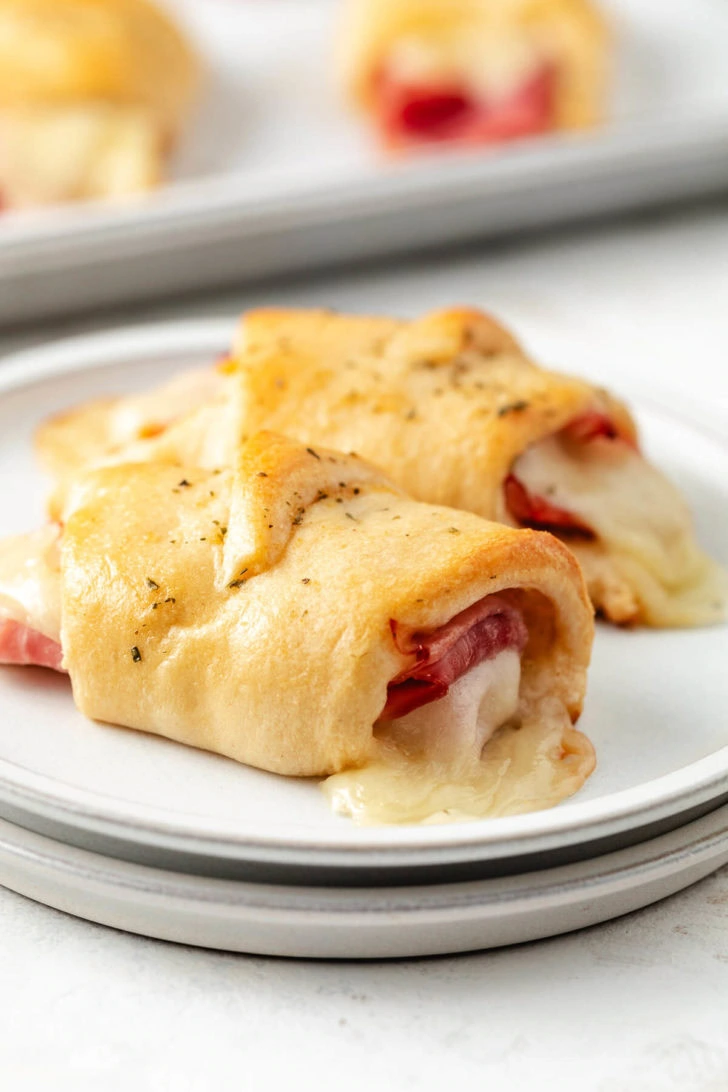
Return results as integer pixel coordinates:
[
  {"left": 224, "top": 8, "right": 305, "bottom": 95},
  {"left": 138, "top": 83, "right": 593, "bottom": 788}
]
[
  {"left": 60, "top": 431, "right": 593, "bottom": 777},
  {"left": 37, "top": 308, "right": 630, "bottom": 511},
  {"left": 36, "top": 306, "right": 626, "bottom": 522},
  {"left": 339, "top": 0, "right": 609, "bottom": 132},
  {"left": 233, "top": 307, "right": 636, "bottom": 518},
  {"left": 0, "top": 0, "right": 199, "bottom": 205},
  {"left": 37, "top": 306, "right": 725, "bottom": 628}
]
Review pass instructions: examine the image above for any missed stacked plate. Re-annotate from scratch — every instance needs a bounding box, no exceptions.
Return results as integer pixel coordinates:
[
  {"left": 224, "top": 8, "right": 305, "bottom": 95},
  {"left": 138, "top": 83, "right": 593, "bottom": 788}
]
[{"left": 0, "top": 323, "right": 726, "bottom": 959}]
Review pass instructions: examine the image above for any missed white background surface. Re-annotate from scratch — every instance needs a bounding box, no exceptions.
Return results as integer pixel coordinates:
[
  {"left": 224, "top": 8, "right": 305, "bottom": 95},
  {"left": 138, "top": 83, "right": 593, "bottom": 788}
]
[{"left": 1, "top": 200, "right": 728, "bottom": 1088}]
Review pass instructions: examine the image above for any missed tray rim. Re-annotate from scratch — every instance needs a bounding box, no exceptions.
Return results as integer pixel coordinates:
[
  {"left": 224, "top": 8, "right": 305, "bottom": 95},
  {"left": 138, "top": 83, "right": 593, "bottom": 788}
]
[
  {"left": 0, "top": 320, "right": 726, "bottom": 872},
  {"left": 3, "top": 104, "right": 728, "bottom": 327},
  {"left": 4, "top": 107, "right": 728, "bottom": 261}
]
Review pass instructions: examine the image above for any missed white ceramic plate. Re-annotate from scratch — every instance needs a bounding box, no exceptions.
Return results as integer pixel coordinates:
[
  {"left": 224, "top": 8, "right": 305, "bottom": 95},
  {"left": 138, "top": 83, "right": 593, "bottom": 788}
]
[
  {"left": 4, "top": 0, "right": 728, "bottom": 325},
  {"left": 1, "top": 806, "right": 727, "bottom": 957},
  {"left": 0, "top": 322, "right": 726, "bottom": 882}
]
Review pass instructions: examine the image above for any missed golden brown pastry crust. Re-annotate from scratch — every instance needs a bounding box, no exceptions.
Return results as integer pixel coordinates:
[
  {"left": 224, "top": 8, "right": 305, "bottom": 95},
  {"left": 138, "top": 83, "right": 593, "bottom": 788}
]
[
  {"left": 230, "top": 308, "right": 727, "bottom": 628},
  {"left": 232, "top": 306, "right": 635, "bottom": 519},
  {"left": 39, "top": 306, "right": 724, "bottom": 629},
  {"left": 36, "top": 305, "right": 632, "bottom": 519},
  {"left": 0, "top": 0, "right": 198, "bottom": 132},
  {"left": 37, "top": 367, "right": 233, "bottom": 519},
  {"left": 339, "top": 0, "right": 609, "bottom": 133},
  {"left": 0, "top": 0, "right": 199, "bottom": 204},
  {"left": 61, "top": 431, "right": 593, "bottom": 777}
]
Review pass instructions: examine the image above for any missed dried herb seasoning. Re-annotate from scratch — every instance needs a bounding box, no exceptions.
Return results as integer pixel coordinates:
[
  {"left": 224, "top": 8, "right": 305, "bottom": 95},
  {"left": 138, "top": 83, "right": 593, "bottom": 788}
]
[{"left": 497, "top": 400, "right": 530, "bottom": 417}]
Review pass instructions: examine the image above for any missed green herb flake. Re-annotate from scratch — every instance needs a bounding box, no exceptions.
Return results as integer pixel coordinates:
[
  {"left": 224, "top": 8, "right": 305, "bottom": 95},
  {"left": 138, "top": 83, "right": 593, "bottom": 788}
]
[{"left": 497, "top": 400, "right": 529, "bottom": 417}]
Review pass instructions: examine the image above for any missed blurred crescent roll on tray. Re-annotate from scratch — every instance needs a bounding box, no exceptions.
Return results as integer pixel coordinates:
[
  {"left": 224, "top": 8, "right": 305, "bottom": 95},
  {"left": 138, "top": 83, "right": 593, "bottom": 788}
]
[
  {"left": 0, "top": 0, "right": 200, "bottom": 208},
  {"left": 338, "top": 0, "right": 609, "bottom": 150},
  {"left": 36, "top": 307, "right": 728, "bottom": 629},
  {"left": 0, "top": 430, "right": 595, "bottom": 825}
]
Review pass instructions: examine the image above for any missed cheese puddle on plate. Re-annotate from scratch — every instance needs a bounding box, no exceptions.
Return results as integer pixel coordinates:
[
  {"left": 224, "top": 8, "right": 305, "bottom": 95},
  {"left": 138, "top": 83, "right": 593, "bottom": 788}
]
[
  {"left": 323, "top": 650, "right": 594, "bottom": 826},
  {"left": 513, "top": 434, "right": 728, "bottom": 626}
]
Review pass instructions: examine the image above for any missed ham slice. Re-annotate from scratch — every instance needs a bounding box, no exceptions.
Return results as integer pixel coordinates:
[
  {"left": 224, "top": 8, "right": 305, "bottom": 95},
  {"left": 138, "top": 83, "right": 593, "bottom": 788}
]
[
  {"left": 0, "top": 618, "right": 64, "bottom": 672},
  {"left": 0, "top": 526, "right": 64, "bottom": 672},
  {"left": 561, "top": 410, "right": 635, "bottom": 448},
  {"left": 376, "top": 65, "right": 555, "bottom": 149},
  {"left": 505, "top": 410, "right": 636, "bottom": 536},
  {"left": 504, "top": 473, "right": 595, "bottom": 537},
  {"left": 384, "top": 594, "right": 527, "bottom": 720}
]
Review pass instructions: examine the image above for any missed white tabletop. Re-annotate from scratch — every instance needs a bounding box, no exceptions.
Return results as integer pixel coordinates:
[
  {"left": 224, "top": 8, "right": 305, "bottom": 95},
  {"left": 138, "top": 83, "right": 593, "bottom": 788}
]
[{"left": 1, "top": 201, "right": 728, "bottom": 1091}]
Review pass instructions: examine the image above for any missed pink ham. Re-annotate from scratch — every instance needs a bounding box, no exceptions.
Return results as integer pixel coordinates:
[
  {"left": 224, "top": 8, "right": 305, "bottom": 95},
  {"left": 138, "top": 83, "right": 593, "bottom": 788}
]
[
  {"left": 561, "top": 410, "right": 636, "bottom": 448},
  {"left": 0, "top": 618, "right": 65, "bottom": 672},
  {"left": 505, "top": 410, "right": 637, "bottom": 536},
  {"left": 384, "top": 595, "right": 528, "bottom": 720},
  {"left": 375, "top": 65, "right": 555, "bottom": 151},
  {"left": 504, "top": 473, "right": 595, "bottom": 538}
]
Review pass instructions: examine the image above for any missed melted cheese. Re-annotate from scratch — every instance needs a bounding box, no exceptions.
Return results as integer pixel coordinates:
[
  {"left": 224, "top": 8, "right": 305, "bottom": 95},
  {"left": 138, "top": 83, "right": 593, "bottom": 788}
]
[
  {"left": 323, "top": 651, "right": 592, "bottom": 825},
  {"left": 512, "top": 436, "right": 728, "bottom": 627},
  {"left": 377, "top": 651, "right": 521, "bottom": 769},
  {"left": 388, "top": 30, "right": 546, "bottom": 101},
  {"left": 0, "top": 105, "right": 161, "bottom": 207},
  {"left": 0, "top": 527, "right": 61, "bottom": 640}
]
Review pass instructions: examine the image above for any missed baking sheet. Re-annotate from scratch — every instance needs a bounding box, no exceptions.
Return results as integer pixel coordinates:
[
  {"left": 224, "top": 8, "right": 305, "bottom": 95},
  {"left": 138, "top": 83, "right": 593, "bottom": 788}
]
[{"left": 2, "top": 0, "right": 728, "bottom": 325}]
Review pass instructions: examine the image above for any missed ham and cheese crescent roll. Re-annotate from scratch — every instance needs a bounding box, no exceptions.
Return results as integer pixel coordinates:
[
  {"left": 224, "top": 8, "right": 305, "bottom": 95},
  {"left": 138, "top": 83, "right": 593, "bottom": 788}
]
[
  {"left": 338, "top": 0, "right": 609, "bottom": 151},
  {"left": 1, "top": 431, "right": 594, "bottom": 825},
  {"left": 34, "top": 306, "right": 727, "bottom": 629},
  {"left": 0, "top": 0, "right": 200, "bottom": 207}
]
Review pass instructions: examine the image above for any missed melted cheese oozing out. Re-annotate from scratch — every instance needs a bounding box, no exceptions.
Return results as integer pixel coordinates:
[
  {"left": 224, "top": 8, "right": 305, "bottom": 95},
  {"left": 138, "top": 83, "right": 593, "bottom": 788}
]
[
  {"left": 0, "top": 527, "right": 62, "bottom": 640},
  {"left": 513, "top": 436, "right": 728, "bottom": 627},
  {"left": 323, "top": 651, "right": 592, "bottom": 825},
  {"left": 0, "top": 107, "right": 160, "bottom": 207},
  {"left": 378, "top": 651, "right": 521, "bottom": 770},
  {"left": 388, "top": 31, "right": 546, "bottom": 101}
]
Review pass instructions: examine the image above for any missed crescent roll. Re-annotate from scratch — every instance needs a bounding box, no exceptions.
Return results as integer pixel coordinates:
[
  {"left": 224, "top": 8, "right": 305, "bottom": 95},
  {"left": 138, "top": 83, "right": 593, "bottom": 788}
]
[
  {"left": 0, "top": 431, "right": 594, "bottom": 825},
  {"left": 0, "top": 0, "right": 200, "bottom": 207},
  {"left": 34, "top": 306, "right": 727, "bottom": 629},
  {"left": 338, "top": 0, "right": 609, "bottom": 151}
]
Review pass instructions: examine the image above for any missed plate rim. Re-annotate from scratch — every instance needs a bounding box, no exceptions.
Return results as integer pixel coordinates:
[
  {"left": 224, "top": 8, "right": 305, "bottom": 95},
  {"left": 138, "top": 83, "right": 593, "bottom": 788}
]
[
  {"left": 1, "top": 805, "right": 727, "bottom": 957},
  {"left": 0, "top": 320, "right": 726, "bottom": 869}
]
